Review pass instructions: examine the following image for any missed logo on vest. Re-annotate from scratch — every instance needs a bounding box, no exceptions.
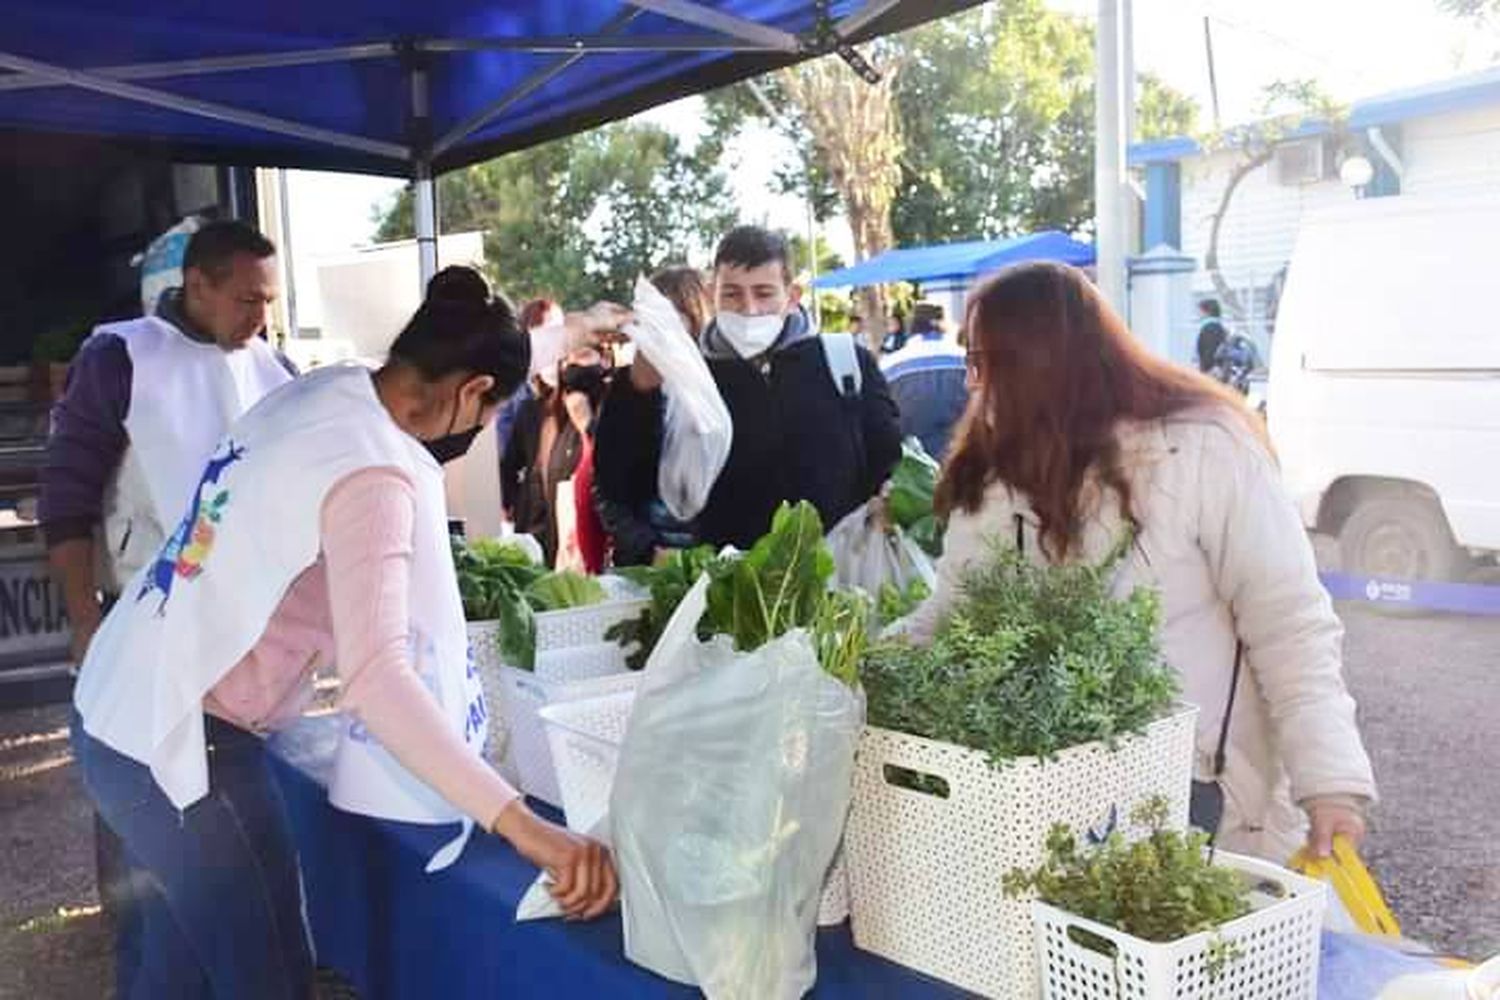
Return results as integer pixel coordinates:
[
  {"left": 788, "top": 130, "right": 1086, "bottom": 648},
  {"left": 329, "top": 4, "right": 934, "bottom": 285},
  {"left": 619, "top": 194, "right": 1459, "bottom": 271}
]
[{"left": 138, "top": 441, "right": 245, "bottom": 613}]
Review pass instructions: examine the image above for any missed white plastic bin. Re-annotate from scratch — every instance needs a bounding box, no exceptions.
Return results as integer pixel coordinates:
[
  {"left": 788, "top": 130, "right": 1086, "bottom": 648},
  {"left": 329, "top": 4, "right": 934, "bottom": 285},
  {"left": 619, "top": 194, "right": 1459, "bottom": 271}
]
[
  {"left": 1032, "top": 851, "right": 1325, "bottom": 1000},
  {"left": 844, "top": 708, "right": 1198, "bottom": 999}
]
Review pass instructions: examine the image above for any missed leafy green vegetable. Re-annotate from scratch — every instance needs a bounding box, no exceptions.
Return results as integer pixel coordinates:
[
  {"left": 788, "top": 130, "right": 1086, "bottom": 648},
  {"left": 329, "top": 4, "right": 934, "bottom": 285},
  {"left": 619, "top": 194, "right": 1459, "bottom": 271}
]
[
  {"left": 703, "top": 502, "right": 836, "bottom": 652},
  {"left": 452, "top": 538, "right": 543, "bottom": 620},
  {"left": 607, "top": 502, "right": 867, "bottom": 685},
  {"left": 526, "top": 571, "right": 607, "bottom": 612},
  {"left": 875, "top": 578, "right": 931, "bottom": 626},
  {"left": 453, "top": 538, "right": 610, "bottom": 670},
  {"left": 862, "top": 537, "right": 1177, "bottom": 764},
  {"left": 1003, "top": 797, "right": 1252, "bottom": 962},
  {"left": 887, "top": 438, "right": 938, "bottom": 527},
  {"left": 605, "top": 546, "right": 725, "bottom": 670},
  {"left": 887, "top": 439, "right": 943, "bottom": 558}
]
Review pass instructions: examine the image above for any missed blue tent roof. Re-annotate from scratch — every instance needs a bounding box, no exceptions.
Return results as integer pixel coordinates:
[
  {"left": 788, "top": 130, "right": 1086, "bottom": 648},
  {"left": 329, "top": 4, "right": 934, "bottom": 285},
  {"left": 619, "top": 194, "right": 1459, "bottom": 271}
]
[
  {"left": 0, "top": 1, "right": 982, "bottom": 176},
  {"left": 812, "top": 231, "right": 1096, "bottom": 288}
]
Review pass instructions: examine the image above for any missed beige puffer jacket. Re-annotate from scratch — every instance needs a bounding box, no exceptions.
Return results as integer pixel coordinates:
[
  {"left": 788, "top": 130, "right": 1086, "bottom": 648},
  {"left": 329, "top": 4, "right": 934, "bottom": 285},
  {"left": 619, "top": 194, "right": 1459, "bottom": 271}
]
[{"left": 904, "top": 408, "right": 1377, "bottom": 863}]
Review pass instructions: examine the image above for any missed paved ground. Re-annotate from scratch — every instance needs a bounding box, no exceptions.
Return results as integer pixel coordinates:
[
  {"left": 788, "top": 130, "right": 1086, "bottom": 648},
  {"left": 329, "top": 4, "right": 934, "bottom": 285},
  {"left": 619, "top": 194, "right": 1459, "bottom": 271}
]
[{"left": 2, "top": 606, "right": 1498, "bottom": 998}]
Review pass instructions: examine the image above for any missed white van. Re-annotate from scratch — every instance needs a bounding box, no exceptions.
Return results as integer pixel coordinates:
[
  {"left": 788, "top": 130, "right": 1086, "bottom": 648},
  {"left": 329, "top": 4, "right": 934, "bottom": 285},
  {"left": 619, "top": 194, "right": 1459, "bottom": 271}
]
[{"left": 1267, "top": 196, "right": 1500, "bottom": 581}]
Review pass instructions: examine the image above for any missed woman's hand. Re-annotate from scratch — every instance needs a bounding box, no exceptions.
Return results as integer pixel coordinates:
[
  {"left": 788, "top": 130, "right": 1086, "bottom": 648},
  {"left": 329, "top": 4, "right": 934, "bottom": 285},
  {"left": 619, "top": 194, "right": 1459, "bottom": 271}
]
[
  {"left": 564, "top": 303, "right": 633, "bottom": 351},
  {"left": 1305, "top": 798, "right": 1367, "bottom": 858},
  {"left": 493, "top": 801, "right": 617, "bottom": 919}
]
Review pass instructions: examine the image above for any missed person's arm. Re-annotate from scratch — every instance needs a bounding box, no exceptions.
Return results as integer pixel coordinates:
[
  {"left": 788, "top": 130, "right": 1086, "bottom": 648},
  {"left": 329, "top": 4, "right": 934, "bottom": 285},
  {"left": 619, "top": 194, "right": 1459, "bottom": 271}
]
[
  {"left": 1195, "top": 419, "right": 1376, "bottom": 855},
  {"left": 499, "top": 401, "right": 535, "bottom": 518},
  {"left": 322, "top": 469, "right": 615, "bottom": 916},
  {"left": 856, "top": 347, "right": 904, "bottom": 496},
  {"left": 899, "top": 500, "right": 1002, "bottom": 644},
  {"left": 39, "top": 334, "right": 131, "bottom": 662}
]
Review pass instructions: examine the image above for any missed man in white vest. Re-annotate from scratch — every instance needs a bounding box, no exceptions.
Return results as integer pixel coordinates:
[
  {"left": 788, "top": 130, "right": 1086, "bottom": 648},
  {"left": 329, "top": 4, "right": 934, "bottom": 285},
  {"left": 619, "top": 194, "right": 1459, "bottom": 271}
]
[{"left": 39, "top": 218, "right": 293, "bottom": 990}]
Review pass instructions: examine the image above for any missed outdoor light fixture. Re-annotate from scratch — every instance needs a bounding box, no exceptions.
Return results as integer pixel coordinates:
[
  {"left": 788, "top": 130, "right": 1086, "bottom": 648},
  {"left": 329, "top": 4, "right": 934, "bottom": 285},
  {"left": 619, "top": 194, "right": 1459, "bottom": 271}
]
[{"left": 1340, "top": 154, "right": 1375, "bottom": 190}]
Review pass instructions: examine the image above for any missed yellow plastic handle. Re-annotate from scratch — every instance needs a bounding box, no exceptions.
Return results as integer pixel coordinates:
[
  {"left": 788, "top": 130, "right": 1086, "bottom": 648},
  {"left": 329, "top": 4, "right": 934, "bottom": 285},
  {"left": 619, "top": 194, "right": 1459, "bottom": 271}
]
[{"left": 1290, "top": 834, "right": 1402, "bottom": 938}]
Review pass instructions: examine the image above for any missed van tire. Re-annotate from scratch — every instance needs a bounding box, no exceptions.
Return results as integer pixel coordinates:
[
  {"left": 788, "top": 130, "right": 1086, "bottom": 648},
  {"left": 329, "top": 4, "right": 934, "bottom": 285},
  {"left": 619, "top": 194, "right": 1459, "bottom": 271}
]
[{"left": 1338, "top": 496, "right": 1468, "bottom": 582}]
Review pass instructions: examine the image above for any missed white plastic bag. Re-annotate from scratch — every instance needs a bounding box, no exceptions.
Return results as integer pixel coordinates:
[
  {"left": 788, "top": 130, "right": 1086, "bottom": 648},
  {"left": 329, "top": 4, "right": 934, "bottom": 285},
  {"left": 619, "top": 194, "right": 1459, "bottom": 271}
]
[
  {"left": 826, "top": 500, "right": 937, "bottom": 598},
  {"left": 138, "top": 215, "right": 204, "bottom": 315},
  {"left": 623, "top": 276, "right": 733, "bottom": 522},
  {"left": 607, "top": 576, "right": 863, "bottom": 999}
]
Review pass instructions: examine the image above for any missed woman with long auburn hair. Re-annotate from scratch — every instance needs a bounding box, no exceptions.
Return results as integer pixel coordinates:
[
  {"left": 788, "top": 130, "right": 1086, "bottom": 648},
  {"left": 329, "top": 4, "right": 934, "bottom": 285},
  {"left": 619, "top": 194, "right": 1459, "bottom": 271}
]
[{"left": 906, "top": 262, "right": 1376, "bottom": 864}]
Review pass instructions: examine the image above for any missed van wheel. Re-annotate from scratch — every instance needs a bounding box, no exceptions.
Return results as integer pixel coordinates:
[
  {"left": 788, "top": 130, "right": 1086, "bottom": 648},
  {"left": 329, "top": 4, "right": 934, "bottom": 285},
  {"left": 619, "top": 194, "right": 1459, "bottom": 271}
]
[{"left": 1339, "top": 497, "right": 1468, "bottom": 582}]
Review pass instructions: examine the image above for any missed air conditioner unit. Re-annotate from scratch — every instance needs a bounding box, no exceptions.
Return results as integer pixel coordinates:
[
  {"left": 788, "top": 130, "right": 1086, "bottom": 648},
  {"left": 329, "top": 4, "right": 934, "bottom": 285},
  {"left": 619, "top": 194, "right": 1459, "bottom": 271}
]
[{"left": 1271, "top": 139, "right": 1330, "bottom": 186}]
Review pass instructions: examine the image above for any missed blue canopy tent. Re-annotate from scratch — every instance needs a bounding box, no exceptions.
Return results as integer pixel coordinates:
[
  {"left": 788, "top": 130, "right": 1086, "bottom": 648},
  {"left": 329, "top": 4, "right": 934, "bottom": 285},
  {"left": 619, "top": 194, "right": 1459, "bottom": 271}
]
[
  {"left": 0, "top": 0, "right": 984, "bottom": 281},
  {"left": 811, "top": 230, "right": 1096, "bottom": 288}
]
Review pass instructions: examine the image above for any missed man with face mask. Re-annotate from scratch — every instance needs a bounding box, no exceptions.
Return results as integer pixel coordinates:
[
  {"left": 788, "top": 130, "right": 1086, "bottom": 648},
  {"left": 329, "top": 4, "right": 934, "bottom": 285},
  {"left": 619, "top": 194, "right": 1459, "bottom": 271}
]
[
  {"left": 694, "top": 225, "right": 902, "bottom": 549},
  {"left": 39, "top": 218, "right": 295, "bottom": 991}
]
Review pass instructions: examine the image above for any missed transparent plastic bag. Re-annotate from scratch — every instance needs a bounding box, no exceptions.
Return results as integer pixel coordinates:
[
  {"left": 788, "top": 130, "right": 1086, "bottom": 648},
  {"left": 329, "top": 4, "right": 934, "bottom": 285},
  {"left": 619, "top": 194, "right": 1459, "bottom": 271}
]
[
  {"left": 826, "top": 500, "right": 937, "bottom": 597},
  {"left": 137, "top": 215, "right": 204, "bottom": 315},
  {"left": 623, "top": 277, "right": 733, "bottom": 522},
  {"left": 608, "top": 576, "right": 862, "bottom": 999}
]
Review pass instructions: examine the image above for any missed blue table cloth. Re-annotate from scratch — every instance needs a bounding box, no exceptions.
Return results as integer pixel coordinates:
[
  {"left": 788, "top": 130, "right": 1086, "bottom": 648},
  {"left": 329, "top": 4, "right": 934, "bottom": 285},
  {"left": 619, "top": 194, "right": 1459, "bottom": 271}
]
[{"left": 269, "top": 718, "right": 1443, "bottom": 999}]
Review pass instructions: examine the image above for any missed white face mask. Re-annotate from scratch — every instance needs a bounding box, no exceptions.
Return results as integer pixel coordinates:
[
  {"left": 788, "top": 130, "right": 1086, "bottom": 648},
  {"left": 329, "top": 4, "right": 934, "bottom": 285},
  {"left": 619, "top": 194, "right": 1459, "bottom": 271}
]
[{"left": 717, "top": 311, "right": 784, "bottom": 358}]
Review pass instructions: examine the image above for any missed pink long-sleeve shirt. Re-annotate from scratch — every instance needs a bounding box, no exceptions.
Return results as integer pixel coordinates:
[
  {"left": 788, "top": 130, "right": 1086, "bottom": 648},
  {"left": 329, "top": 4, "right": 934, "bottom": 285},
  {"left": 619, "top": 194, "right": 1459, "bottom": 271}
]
[{"left": 204, "top": 467, "right": 517, "bottom": 829}]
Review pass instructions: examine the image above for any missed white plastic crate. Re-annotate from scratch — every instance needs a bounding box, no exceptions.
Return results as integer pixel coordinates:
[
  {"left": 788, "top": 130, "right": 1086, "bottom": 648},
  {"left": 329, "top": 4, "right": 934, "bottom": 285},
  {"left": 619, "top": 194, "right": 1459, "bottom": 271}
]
[
  {"left": 498, "top": 645, "right": 637, "bottom": 806},
  {"left": 539, "top": 689, "right": 853, "bottom": 926},
  {"left": 465, "top": 621, "right": 512, "bottom": 777},
  {"left": 1033, "top": 851, "right": 1325, "bottom": 1000},
  {"left": 845, "top": 707, "right": 1198, "bottom": 1000},
  {"left": 532, "top": 597, "right": 649, "bottom": 655}
]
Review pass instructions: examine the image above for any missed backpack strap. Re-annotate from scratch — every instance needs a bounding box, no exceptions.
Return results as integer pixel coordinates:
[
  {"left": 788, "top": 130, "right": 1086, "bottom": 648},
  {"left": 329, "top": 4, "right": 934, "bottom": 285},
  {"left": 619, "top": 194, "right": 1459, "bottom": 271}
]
[
  {"left": 820, "top": 332, "right": 863, "bottom": 400},
  {"left": 820, "top": 331, "right": 868, "bottom": 494}
]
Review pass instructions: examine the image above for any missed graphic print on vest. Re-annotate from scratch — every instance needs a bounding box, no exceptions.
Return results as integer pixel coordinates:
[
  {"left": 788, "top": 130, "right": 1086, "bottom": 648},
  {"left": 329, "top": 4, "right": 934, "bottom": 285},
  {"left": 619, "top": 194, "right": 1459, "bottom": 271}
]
[{"left": 137, "top": 440, "right": 245, "bottom": 613}]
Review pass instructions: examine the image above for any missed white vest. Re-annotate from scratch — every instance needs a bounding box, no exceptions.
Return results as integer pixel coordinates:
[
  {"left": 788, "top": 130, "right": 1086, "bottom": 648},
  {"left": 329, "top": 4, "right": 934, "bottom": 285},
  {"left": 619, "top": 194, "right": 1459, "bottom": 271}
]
[
  {"left": 99, "top": 315, "right": 291, "bottom": 591},
  {"left": 75, "top": 365, "right": 486, "bottom": 834}
]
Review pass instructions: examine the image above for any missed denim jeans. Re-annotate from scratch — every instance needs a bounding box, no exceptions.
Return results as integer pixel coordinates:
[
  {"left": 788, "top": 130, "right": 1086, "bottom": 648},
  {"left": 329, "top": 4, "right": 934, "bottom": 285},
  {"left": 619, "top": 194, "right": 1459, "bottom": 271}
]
[{"left": 71, "top": 711, "right": 313, "bottom": 1000}]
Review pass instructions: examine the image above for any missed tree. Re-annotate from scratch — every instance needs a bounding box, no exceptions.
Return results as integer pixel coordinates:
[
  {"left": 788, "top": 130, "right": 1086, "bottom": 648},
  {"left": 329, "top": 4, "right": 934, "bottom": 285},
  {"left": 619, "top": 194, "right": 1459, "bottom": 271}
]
[
  {"left": 778, "top": 55, "right": 905, "bottom": 343},
  {"left": 374, "top": 122, "right": 733, "bottom": 305},
  {"left": 890, "top": 1, "right": 1198, "bottom": 247},
  {"left": 702, "top": 0, "right": 1200, "bottom": 295},
  {"left": 1200, "top": 79, "right": 1344, "bottom": 319}
]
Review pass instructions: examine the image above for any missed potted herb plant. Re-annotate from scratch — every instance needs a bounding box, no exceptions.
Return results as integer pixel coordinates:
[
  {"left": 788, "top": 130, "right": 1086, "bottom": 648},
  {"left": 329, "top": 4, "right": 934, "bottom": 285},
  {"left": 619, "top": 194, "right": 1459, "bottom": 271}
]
[
  {"left": 844, "top": 540, "right": 1198, "bottom": 1000},
  {"left": 1008, "top": 796, "right": 1325, "bottom": 1000}
]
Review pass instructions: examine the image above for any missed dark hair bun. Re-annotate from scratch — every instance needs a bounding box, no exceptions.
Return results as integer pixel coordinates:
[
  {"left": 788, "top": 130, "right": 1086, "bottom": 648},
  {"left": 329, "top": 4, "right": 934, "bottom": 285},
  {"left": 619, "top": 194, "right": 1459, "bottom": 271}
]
[{"left": 426, "top": 265, "right": 491, "bottom": 307}]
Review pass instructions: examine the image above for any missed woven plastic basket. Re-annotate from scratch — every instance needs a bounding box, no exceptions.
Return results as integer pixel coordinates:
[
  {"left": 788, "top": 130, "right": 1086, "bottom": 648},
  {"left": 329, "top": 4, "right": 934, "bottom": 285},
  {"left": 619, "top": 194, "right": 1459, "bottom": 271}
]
[
  {"left": 539, "top": 689, "right": 853, "bottom": 926},
  {"left": 532, "top": 598, "right": 649, "bottom": 655},
  {"left": 845, "top": 707, "right": 1198, "bottom": 1000},
  {"left": 494, "top": 643, "right": 635, "bottom": 806},
  {"left": 466, "top": 621, "right": 512, "bottom": 777},
  {"left": 1033, "top": 852, "right": 1325, "bottom": 1000}
]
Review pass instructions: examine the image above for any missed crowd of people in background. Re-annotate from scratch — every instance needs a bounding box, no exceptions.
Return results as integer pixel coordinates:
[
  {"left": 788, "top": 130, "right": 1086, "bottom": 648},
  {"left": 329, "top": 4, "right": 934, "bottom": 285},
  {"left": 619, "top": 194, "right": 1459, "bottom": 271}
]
[{"left": 505, "top": 225, "right": 904, "bottom": 571}]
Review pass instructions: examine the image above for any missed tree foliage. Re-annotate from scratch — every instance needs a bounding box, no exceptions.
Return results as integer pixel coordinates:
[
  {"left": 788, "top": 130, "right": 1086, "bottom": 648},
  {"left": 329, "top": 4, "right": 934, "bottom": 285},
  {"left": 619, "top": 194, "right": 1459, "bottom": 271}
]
[
  {"left": 890, "top": 1, "right": 1197, "bottom": 246},
  {"left": 374, "top": 122, "right": 733, "bottom": 305},
  {"left": 704, "top": 1, "right": 1199, "bottom": 257}
]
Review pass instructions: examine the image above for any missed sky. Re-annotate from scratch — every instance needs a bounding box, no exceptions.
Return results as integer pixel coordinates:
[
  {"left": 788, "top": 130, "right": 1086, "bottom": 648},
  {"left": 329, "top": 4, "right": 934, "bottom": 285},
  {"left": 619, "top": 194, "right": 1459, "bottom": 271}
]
[{"left": 283, "top": 0, "right": 1497, "bottom": 319}]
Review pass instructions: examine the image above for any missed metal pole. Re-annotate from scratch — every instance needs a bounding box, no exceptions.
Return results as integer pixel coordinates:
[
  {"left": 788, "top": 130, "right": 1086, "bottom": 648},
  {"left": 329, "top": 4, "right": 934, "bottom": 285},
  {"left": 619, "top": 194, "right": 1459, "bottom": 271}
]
[
  {"left": 414, "top": 161, "right": 438, "bottom": 289},
  {"left": 1122, "top": 0, "right": 1135, "bottom": 150},
  {"left": 409, "top": 59, "right": 438, "bottom": 290},
  {"left": 1203, "top": 16, "right": 1222, "bottom": 132},
  {"left": 806, "top": 195, "right": 821, "bottom": 329},
  {"left": 277, "top": 168, "right": 300, "bottom": 341},
  {"left": 1094, "top": 0, "right": 1127, "bottom": 312}
]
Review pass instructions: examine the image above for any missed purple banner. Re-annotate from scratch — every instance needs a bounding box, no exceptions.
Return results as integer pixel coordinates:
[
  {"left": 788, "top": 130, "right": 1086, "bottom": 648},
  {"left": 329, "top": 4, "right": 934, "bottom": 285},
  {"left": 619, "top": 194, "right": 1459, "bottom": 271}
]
[{"left": 1320, "top": 573, "right": 1500, "bottom": 616}]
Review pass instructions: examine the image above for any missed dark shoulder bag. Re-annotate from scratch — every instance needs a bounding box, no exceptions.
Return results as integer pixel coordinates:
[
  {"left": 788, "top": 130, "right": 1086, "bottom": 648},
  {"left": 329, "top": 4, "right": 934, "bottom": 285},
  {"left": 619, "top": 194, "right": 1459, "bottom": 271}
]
[{"left": 1190, "top": 640, "right": 1243, "bottom": 848}]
